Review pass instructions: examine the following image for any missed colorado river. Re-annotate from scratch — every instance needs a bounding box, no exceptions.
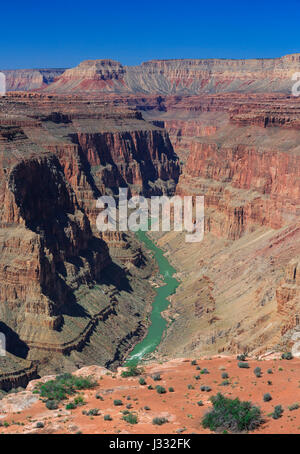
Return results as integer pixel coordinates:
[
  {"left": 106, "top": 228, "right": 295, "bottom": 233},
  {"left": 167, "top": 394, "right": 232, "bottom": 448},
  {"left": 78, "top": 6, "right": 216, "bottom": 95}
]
[{"left": 125, "top": 230, "right": 179, "bottom": 365}]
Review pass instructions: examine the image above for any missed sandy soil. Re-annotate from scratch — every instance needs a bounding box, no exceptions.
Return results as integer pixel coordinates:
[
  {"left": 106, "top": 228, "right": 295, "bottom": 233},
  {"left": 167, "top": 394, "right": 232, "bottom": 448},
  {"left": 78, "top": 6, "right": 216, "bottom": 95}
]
[{"left": 0, "top": 356, "right": 299, "bottom": 434}]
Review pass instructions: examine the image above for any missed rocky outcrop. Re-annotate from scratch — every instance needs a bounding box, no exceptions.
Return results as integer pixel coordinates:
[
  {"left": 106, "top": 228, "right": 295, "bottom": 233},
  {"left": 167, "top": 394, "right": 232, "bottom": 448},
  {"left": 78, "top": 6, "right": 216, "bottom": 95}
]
[
  {"left": 2, "top": 69, "right": 66, "bottom": 91},
  {"left": 42, "top": 54, "right": 300, "bottom": 95}
]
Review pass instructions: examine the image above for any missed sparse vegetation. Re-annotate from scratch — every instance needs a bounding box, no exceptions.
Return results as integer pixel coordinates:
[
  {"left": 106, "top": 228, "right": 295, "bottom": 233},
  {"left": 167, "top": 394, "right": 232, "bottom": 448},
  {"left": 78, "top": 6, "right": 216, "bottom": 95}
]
[
  {"left": 202, "top": 393, "right": 262, "bottom": 433},
  {"left": 288, "top": 403, "right": 299, "bottom": 411},
  {"left": 281, "top": 352, "right": 293, "bottom": 360},
  {"left": 254, "top": 367, "right": 262, "bottom": 378},
  {"left": 152, "top": 374, "right": 161, "bottom": 381},
  {"left": 238, "top": 362, "right": 250, "bottom": 369},
  {"left": 200, "top": 368, "right": 209, "bottom": 374},
  {"left": 200, "top": 385, "right": 212, "bottom": 392},
  {"left": 113, "top": 399, "right": 123, "bottom": 406},
  {"left": 271, "top": 405, "right": 284, "bottom": 419},
  {"left": 152, "top": 417, "right": 168, "bottom": 425},
  {"left": 121, "top": 365, "right": 143, "bottom": 377},
  {"left": 156, "top": 385, "right": 166, "bottom": 394},
  {"left": 122, "top": 412, "right": 138, "bottom": 424},
  {"left": 35, "top": 373, "right": 96, "bottom": 407},
  {"left": 237, "top": 354, "right": 247, "bottom": 361},
  {"left": 139, "top": 377, "right": 146, "bottom": 385},
  {"left": 263, "top": 393, "right": 272, "bottom": 402}
]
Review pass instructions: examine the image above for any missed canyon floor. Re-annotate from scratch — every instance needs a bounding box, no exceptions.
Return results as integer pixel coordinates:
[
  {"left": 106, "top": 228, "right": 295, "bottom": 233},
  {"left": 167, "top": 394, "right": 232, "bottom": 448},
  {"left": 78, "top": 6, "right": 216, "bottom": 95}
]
[{"left": 0, "top": 356, "right": 300, "bottom": 434}]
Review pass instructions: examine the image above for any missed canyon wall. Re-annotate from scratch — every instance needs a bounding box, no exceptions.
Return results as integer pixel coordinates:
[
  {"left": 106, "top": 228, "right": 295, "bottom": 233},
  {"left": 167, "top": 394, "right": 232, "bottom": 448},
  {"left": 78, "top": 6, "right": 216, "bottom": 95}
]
[
  {"left": 0, "top": 93, "right": 179, "bottom": 380},
  {"left": 42, "top": 54, "right": 300, "bottom": 95}
]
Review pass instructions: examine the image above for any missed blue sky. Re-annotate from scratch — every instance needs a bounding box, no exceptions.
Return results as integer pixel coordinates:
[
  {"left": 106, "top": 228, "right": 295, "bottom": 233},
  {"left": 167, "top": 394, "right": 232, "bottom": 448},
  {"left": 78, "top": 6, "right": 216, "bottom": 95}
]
[{"left": 1, "top": 0, "right": 300, "bottom": 69}]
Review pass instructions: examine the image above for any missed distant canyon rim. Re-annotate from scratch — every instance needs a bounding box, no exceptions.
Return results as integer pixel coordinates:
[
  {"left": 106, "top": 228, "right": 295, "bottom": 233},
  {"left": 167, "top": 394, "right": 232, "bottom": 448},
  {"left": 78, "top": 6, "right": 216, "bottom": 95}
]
[{"left": 0, "top": 53, "right": 300, "bottom": 389}]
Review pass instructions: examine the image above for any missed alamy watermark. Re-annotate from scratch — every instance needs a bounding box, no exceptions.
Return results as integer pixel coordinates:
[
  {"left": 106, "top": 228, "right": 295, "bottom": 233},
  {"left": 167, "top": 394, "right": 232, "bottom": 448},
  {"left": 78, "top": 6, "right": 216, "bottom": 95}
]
[
  {"left": 0, "top": 73, "right": 6, "bottom": 97},
  {"left": 96, "top": 188, "right": 204, "bottom": 243}
]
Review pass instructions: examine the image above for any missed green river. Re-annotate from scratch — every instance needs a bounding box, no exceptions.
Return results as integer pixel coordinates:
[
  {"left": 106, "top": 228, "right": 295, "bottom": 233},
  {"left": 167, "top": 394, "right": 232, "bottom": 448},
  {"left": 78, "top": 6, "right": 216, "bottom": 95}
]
[{"left": 125, "top": 230, "right": 179, "bottom": 366}]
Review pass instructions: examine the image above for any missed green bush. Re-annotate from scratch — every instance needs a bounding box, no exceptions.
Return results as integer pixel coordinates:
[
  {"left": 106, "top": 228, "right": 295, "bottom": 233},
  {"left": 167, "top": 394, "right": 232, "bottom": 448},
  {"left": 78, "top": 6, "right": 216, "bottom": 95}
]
[
  {"left": 121, "top": 365, "right": 143, "bottom": 377},
  {"left": 152, "top": 374, "right": 161, "bottom": 381},
  {"left": 168, "top": 387, "right": 174, "bottom": 392},
  {"left": 220, "top": 380, "right": 230, "bottom": 386},
  {"left": 148, "top": 385, "right": 154, "bottom": 390},
  {"left": 113, "top": 399, "right": 123, "bottom": 406},
  {"left": 202, "top": 393, "right": 262, "bottom": 433},
  {"left": 87, "top": 408, "right": 100, "bottom": 416},
  {"left": 200, "top": 385, "right": 211, "bottom": 392},
  {"left": 200, "top": 368, "right": 209, "bottom": 374},
  {"left": 271, "top": 405, "right": 284, "bottom": 419},
  {"left": 197, "top": 401, "right": 203, "bottom": 406},
  {"left": 66, "top": 402, "right": 77, "bottom": 410},
  {"left": 267, "top": 369, "right": 273, "bottom": 374},
  {"left": 36, "top": 422, "right": 44, "bottom": 428},
  {"left": 221, "top": 372, "right": 229, "bottom": 379},
  {"left": 104, "top": 414, "right": 112, "bottom": 421},
  {"left": 263, "top": 393, "right": 272, "bottom": 402},
  {"left": 191, "top": 360, "right": 197, "bottom": 365},
  {"left": 45, "top": 400, "right": 58, "bottom": 410},
  {"left": 139, "top": 377, "right": 146, "bottom": 385},
  {"left": 35, "top": 373, "right": 96, "bottom": 404},
  {"left": 152, "top": 417, "right": 168, "bottom": 425},
  {"left": 156, "top": 386, "right": 166, "bottom": 394},
  {"left": 238, "top": 362, "right": 250, "bottom": 369},
  {"left": 122, "top": 412, "right": 138, "bottom": 424},
  {"left": 288, "top": 403, "right": 299, "bottom": 411},
  {"left": 254, "top": 367, "right": 262, "bottom": 378},
  {"left": 281, "top": 352, "right": 293, "bottom": 360},
  {"left": 95, "top": 393, "right": 104, "bottom": 400},
  {"left": 237, "top": 354, "right": 247, "bottom": 361}
]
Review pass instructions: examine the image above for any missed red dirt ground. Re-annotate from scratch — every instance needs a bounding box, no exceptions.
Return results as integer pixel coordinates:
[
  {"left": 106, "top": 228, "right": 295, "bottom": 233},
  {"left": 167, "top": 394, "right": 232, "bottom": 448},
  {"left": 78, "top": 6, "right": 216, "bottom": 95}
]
[{"left": 1, "top": 356, "right": 300, "bottom": 434}]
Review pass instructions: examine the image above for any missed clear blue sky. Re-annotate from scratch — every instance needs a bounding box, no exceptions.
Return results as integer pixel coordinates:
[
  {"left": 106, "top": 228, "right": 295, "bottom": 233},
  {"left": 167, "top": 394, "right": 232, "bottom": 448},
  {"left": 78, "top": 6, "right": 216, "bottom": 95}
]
[{"left": 1, "top": 0, "right": 299, "bottom": 69}]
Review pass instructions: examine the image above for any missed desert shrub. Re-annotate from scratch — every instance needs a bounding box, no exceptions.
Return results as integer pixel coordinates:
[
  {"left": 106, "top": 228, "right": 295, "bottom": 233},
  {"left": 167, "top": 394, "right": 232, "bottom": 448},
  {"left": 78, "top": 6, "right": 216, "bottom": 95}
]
[
  {"left": 87, "top": 408, "right": 100, "bottom": 416},
  {"left": 156, "top": 386, "right": 166, "bottom": 394},
  {"left": 202, "top": 393, "right": 262, "bottom": 433},
  {"left": 194, "top": 375, "right": 201, "bottom": 380},
  {"left": 196, "top": 366, "right": 201, "bottom": 371},
  {"left": 263, "top": 393, "right": 272, "bottom": 402},
  {"left": 35, "top": 373, "right": 96, "bottom": 403},
  {"left": 220, "top": 380, "right": 230, "bottom": 386},
  {"left": 187, "top": 384, "right": 194, "bottom": 389},
  {"left": 65, "top": 402, "right": 77, "bottom": 410},
  {"left": 113, "top": 399, "right": 123, "bottom": 406},
  {"left": 139, "top": 377, "right": 146, "bottom": 385},
  {"left": 148, "top": 385, "right": 154, "bottom": 390},
  {"left": 267, "top": 369, "right": 273, "bottom": 374},
  {"left": 281, "top": 352, "right": 293, "bottom": 360},
  {"left": 152, "top": 417, "right": 168, "bottom": 425},
  {"left": 267, "top": 380, "right": 272, "bottom": 385},
  {"left": 126, "top": 403, "right": 133, "bottom": 409},
  {"left": 122, "top": 412, "right": 138, "bottom": 424},
  {"left": 121, "top": 365, "right": 143, "bottom": 377},
  {"left": 237, "top": 354, "right": 247, "bottom": 361},
  {"left": 73, "top": 395, "right": 85, "bottom": 406},
  {"left": 95, "top": 393, "right": 104, "bottom": 400},
  {"left": 36, "top": 422, "right": 44, "bottom": 428},
  {"left": 144, "top": 406, "right": 151, "bottom": 410},
  {"left": 201, "top": 368, "right": 209, "bottom": 374},
  {"left": 104, "top": 414, "right": 112, "bottom": 421},
  {"left": 45, "top": 400, "right": 58, "bottom": 410},
  {"left": 271, "top": 405, "right": 284, "bottom": 419},
  {"left": 152, "top": 374, "right": 161, "bottom": 381},
  {"left": 238, "top": 362, "right": 250, "bottom": 369},
  {"left": 221, "top": 372, "right": 229, "bottom": 379},
  {"left": 254, "top": 367, "right": 262, "bottom": 378},
  {"left": 168, "top": 387, "right": 174, "bottom": 392},
  {"left": 200, "top": 385, "right": 212, "bottom": 392},
  {"left": 197, "top": 401, "right": 203, "bottom": 406},
  {"left": 288, "top": 403, "right": 299, "bottom": 411},
  {"left": 191, "top": 360, "right": 197, "bottom": 366}
]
